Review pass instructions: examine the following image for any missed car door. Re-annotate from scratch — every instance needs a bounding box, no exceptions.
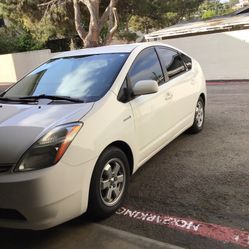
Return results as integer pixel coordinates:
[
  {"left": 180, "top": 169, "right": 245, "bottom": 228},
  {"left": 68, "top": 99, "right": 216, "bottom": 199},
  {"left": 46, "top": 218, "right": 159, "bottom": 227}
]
[
  {"left": 128, "top": 47, "right": 175, "bottom": 162},
  {"left": 156, "top": 47, "right": 197, "bottom": 129}
]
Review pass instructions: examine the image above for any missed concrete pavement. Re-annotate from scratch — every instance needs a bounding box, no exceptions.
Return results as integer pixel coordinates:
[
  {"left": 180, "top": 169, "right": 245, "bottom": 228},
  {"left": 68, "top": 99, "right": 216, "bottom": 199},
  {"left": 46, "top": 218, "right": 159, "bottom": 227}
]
[
  {"left": 102, "top": 82, "right": 249, "bottom": 249},
  {"left": 0, "top": 222, "right": 185, "bottom": 249},
  {"left": 84, "top": 224, "right": 184, "bottom": 249},
  {"left": 2, "top": 82, "right": 249, "bottom": 249},
  {"left": 0, "top": 83, "right": 185, "bottom": 249}
]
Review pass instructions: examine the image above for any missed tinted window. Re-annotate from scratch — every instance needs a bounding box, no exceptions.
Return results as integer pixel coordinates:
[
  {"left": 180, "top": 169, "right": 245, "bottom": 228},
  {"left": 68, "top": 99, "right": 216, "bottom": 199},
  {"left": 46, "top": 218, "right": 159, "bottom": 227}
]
[
  {"left": 118, "top": 79, "right": 129, "bottom": 103},
  {"left": 4, "top": 53, "right": 129, "bottom": 102},
  {"left": 181, "top": 53, "right": 192, "bottom": 70},
  {"left": 129, "top": 48, "right": 164, "bottom": 87},
  {"left": 157, "top": 48, "right": 186, "bottom": 80}
]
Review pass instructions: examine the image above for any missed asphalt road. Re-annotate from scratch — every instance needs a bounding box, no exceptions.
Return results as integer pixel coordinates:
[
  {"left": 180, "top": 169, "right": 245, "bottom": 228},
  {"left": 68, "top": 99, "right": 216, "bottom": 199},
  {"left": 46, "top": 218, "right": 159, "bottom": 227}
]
[{"left": 1, "top": 82, "right": 249, "bottom": 249}]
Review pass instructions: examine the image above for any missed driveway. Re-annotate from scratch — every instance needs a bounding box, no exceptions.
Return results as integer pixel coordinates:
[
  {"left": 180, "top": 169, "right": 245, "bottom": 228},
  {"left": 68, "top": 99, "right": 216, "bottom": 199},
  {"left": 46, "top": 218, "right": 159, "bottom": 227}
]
[{"left": 1, "top": 82, "right": 249, "bottom": 249}]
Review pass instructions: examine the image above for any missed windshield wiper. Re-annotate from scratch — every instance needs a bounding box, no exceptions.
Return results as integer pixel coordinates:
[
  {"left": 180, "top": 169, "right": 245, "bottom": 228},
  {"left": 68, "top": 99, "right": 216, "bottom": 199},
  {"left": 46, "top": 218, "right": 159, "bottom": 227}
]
[
  {"left": 0, "top": 97, "right": 36, "bottom": 103},
  {"left": 19, "top": 94, "right": 84, "bottom": 103}
]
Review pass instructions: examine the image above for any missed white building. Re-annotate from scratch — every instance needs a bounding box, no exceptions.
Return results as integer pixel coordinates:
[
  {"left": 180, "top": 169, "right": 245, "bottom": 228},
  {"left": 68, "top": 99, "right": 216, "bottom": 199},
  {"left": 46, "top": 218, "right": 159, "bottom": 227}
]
[
  {"left": 145, "top": 13, "right": 249, "bottom": 80},
  {"left": 236, "top": 0, "right": 249, "bottom": 8}
]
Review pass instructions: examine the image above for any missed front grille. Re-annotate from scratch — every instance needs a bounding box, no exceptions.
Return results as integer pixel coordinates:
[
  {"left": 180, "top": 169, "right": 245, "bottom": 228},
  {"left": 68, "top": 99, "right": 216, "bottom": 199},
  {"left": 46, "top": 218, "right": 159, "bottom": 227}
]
[
  {"left": 0, "top": 164, "right": 13, "bottom": 173},
  {"left": 0, "top": 209, "right": 27, "bottom": 221}
]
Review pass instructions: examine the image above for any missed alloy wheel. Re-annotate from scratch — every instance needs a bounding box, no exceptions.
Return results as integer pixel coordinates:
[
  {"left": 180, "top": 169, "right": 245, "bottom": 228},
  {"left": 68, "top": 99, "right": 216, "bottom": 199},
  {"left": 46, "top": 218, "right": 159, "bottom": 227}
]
[
  {"left": 196, "top": 101, "right": 204, "bottom": 128},
  {"left": 100, "top": 158, "right": 126, "bottom": 207}
]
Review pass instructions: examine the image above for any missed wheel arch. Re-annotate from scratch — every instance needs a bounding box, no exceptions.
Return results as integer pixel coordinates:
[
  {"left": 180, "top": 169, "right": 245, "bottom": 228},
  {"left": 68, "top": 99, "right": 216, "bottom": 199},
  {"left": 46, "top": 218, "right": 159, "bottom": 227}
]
[
  {"left": 104, "top": 141, "right": 134, "bottom": 175},
  {"left": 200, "top": 93, "right": 206, "bottom": 106}
]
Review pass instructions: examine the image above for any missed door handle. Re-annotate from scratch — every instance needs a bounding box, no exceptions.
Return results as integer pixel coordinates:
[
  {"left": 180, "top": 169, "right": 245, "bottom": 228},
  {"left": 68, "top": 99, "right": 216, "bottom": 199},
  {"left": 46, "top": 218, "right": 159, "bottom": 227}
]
[{"left": 165, "top": 92, "right": 173, "bottom": 100}]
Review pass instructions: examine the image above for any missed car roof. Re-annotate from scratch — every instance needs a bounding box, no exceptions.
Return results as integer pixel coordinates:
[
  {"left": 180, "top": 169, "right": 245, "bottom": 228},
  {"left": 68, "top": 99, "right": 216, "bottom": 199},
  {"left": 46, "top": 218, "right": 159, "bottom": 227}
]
[
  {"left": 53, "top": 43, "right": 141, "bottom": 59},
  {"left": 52, "top": 42, "right": 173, "bottom": 59}
]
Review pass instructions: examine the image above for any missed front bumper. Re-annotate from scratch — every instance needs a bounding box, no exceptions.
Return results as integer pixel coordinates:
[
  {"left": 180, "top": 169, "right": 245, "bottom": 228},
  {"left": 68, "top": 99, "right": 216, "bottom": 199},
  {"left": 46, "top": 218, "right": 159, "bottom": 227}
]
[{"left": 0, "top": 159, "right": 96, "bottom": 230}]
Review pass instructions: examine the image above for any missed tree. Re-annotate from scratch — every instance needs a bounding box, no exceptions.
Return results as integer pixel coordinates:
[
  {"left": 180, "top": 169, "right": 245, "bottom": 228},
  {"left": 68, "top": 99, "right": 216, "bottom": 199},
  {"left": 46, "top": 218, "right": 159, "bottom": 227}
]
[
  {"left": 38, "top": 0, "right": 119, "bottom": 47},
  {"left": 0, "top": 0, "right": 120, "bottom": 48},
  {"left": 0, "top": 1, "right": 60, "bottom": 47},
  {"left": 0, "top": 0, "right": 206, "bottom": 52},
  {"left": 228, "top": 0, "right": 239, "bottom": 7},
  {"left": 125, "top": 0, "right": 205, "bottom": 33},
  {"left": 198, "top": 0, "right": 234, "bottom": 20}
]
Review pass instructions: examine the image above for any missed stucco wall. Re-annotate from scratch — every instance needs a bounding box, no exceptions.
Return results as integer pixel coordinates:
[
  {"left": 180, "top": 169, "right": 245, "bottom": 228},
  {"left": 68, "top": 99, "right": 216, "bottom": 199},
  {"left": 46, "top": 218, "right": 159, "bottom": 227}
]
[
  {"left": 13, "top": 50, "right": 51, "bottom": 81},
  {"left": 163, "top": 29, "right": 249, "bottom": 80},
  {"left": 1, "top": 30, "right": 249, "bottom": 84},
  {"left": 0, "top": 53, "right": 17, "bottom": 83},
  {"left": 0, "top": 49, "right": 52, "bottom": 84}
]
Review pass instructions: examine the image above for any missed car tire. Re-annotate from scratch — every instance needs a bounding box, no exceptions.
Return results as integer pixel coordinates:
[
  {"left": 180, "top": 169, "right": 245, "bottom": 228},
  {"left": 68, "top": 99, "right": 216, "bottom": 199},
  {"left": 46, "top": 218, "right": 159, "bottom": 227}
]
[
  {"left": 188, "top": 97, "right": 205, "bottom": 134},
  {"left": 88, "top": 146, "right": 130, "bottom": 219}
]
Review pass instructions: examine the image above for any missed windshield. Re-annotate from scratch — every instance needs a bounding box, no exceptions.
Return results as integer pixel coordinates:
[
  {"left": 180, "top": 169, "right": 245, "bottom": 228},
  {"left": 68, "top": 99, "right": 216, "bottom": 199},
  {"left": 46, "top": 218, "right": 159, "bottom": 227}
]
[{"left": 3, "top": 53, "right": 129, "bottom": 102}]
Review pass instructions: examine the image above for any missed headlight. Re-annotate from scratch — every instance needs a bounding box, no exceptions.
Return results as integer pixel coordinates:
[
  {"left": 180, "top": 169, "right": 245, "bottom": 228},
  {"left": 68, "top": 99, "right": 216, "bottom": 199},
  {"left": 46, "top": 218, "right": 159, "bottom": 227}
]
[{"left": 14, "top": 122, "right": 82, "bottom": 172}]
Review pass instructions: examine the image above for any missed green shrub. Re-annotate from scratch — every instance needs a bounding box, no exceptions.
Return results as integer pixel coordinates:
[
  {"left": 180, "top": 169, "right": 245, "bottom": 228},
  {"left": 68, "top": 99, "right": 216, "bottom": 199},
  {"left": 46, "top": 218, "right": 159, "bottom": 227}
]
[
  {"left": 0, "top": 27, "right": 44, "bottom": 55},
  {"left": 116, "top": 31, "right": 138, "bottom": 42},
  {"left": 202, "top": 10, "right": 216, "bottom": 20},
  {"left": 16, "top": 32, "right": 43, "bottom": 52},
  {"left": 0, "top": 28, "right": 18, "bottom": 54}
]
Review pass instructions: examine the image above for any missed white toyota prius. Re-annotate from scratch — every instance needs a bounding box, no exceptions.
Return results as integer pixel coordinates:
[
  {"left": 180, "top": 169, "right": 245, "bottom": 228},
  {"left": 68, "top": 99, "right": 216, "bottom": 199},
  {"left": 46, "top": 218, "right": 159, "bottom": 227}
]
[{"left": 0, "top": 43, "right": 206, "bottom": 230}]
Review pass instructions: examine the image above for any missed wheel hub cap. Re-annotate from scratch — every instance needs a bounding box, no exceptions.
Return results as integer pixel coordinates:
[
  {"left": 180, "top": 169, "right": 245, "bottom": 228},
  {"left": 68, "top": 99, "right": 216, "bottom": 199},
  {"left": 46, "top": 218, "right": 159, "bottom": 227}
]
[
  {"left": 196, "top": 101, "right": 204, "bottom": 128},
  {"left": 100, "top": 158, "right": 126, "bottom": 207}
]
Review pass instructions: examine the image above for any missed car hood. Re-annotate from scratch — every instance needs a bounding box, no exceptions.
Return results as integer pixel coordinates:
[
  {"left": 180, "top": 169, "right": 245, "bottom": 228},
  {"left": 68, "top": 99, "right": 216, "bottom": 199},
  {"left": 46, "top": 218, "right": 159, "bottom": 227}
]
[{"left": 0, "top": 103, "right": 94, "bottom": 164}]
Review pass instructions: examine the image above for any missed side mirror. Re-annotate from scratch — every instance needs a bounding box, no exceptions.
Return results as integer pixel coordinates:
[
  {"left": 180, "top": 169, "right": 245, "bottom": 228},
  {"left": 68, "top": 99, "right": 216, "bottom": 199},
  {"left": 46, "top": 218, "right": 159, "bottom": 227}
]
[{"left": 132, "top": 80, "right": 158, "bottom": 96}]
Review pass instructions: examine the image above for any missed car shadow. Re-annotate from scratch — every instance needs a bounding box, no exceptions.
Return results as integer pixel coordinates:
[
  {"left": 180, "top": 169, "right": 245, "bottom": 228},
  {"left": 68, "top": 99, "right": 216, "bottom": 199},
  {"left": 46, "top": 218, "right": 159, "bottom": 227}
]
[{"left": 0, "top": 214, "right": 96, "bottom": 249}]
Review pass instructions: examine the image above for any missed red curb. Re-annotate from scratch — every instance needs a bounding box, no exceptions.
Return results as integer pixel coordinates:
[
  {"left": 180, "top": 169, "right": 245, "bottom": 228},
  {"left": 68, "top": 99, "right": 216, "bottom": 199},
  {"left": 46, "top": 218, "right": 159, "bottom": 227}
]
[
  {"left": 207, "top": 80, "right": 249, "bottom": 85},
  {"left": 207, "top": 82, "right": 225, "bottom": 85},
  {"left": 116, "top": 207, "right": 249, "bottom": 248}
]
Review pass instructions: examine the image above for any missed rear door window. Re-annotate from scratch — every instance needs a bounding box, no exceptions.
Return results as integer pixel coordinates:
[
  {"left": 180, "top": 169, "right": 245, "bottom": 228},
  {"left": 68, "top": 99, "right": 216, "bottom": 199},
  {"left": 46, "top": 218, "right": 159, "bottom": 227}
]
[
  {"left": 157, "top": 48, "right": 186, "bottom": 80},
  {"left": 181, "top": 53, "right": 192, "bottom": 70}
]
